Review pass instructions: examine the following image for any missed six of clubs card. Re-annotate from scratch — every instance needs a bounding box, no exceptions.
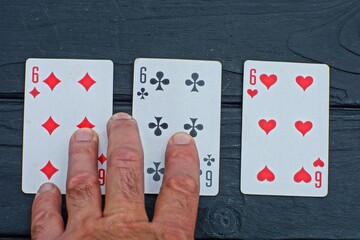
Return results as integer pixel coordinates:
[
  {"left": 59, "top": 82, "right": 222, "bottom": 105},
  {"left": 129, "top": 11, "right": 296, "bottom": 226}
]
[
  {"left": 241, "top": 60, "right": 329, "bottom": 197},
  {"left": 22, "top": 58, "right": 113, "bottom": 194},
  {"left": 132, "top": 58, "right": 222, "bottom": 196}
]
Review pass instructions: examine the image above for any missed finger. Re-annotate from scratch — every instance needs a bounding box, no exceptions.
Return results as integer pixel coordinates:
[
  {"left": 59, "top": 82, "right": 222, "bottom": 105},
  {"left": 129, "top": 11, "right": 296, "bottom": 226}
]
[
  {"left": 104, "top": 113, "right": 147, "bottom": 221},
  {"left": 66, "top": 128, "right": 102, "bottom": 229},
  {"left": 153, "top": 132, "right": 200, "bottom": 235},
  {"left": 31, "top": 183, "right": 64, "bottom": 240}
]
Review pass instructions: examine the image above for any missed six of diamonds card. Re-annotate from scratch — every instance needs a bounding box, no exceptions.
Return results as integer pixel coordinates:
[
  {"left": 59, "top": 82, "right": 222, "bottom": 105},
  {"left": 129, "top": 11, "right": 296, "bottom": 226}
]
[
  {"left": 132, "top": 58, "right": 222, "bottom": 196},
  {"left": 241, "top": 60, "right": 329, "bottom": 197},
  {"left": 22, "top": 58, "right": 113, "bottom": 194}
]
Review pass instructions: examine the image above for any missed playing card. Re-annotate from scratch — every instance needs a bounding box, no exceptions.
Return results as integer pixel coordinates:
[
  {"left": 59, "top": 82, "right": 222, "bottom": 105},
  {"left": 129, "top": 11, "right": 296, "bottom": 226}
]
[
  {"left": 132, "top": 58, "right": 222, "bottom": 196},
  {"left": 241, "top": 60, "right": 329, "bottom": 197},
  {"left": 22, "top": 58, "right": 113, "bottom": 194}
]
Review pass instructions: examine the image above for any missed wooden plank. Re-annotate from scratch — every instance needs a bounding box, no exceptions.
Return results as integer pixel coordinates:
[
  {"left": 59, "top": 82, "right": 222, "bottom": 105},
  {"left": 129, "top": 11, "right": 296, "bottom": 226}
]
[
  {"left": 1, "top": 0, "right": 359, "bottom": 238},
  {"left": 0, "top": 0, "right": 359, "bottom": 105},
  {"left": 1, "top": 100, "right": 360, "bottom": 238}
]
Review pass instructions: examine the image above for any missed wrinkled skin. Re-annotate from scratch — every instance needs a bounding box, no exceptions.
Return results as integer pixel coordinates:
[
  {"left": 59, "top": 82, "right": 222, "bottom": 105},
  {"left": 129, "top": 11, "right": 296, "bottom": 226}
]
[{"left": 31, "top": 113, "right": 200, "bottom": 240}]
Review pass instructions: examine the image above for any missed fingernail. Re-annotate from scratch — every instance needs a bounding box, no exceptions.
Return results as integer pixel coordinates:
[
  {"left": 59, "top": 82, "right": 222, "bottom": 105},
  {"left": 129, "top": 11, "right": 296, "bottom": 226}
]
[
  {"left": 111, "top": 112, "right": 132, "bottom": 120},
  {"left": 172, "top": 132, "right": 192, "bottom": 145},
  {"left": 37, "top": 183, "right": 54, "bottom": 193},
  {"left": 75, "top": 128, "right": 93, "bottom": 141}
]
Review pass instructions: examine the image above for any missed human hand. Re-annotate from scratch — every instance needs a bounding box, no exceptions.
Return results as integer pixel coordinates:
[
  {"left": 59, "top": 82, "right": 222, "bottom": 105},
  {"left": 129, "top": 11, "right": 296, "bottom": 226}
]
[{"left": 31, "top": 112, "right": 200, "bottom": 240}]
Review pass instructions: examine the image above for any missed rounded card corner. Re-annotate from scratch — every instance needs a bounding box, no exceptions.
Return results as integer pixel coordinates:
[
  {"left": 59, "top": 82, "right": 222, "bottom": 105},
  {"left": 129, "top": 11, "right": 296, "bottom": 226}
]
[
  {"left": 21, "top": 186, "right": 29, "bottom": 195},
  {"left": 322, "top": 64, "right": 330, "bottom": 72},
  {"left": 214, "top": 61, "right": 222, "bottom": 69},
  {"left": 106, "top": 59, "right": 114, "bottom": 66},
  {"left": 25, "top": 58, "right": 34, "bottom": 64},
  {"left": 321, "top": 191, "right": 328, "bottom": 197},
  {"left": 134, "top": 58, "right": 143, "bottom": 64},
  {"left": 244, "top": 60, "right": 253, "bottom": 65},
  {"left": 240, "top": 189, "right": 247, "bottom": 195}
]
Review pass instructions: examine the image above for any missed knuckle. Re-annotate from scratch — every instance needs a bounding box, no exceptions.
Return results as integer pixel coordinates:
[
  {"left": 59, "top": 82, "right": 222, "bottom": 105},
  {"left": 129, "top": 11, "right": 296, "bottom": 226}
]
[
  {"left": 33, "top": 192, "right": 54, "bottom": 207},
  {"left": 31, "top": 212, "right": 62, "bottom": 240},
  {"left": 32, "top": 210, "right": 60, "bottom": 225},
  {"left": 164, "top": 175, "right": 199, "bottom": 195},
  {"left": 70, "top": 143, "right": 95, "bottom": 156},
  {"left": 67, "top": 174, "right": 99, "bottom": 206},
  {"left": 109, "top": 146, "right": 143, "bottom": 166},
  {"left": 111, "top": 167, "right": 142, "bottom": 199},
  {"left": 158, "top": 225, "right": 193, "bottom": 240},
  {"left": 31, "top": 223, "right": 45, "bottom": 240},
  {"left": 167, "top": 151, "right": 198, "bottom": 166},
  {"left": 73, "top": 223, "right": 97, "bottom": 239},
  {"left": 108, "top": 117, "right": 137, "bottom": 132},
  {"left": 100, "top": 218, "right": 158, "bottom": 239}
]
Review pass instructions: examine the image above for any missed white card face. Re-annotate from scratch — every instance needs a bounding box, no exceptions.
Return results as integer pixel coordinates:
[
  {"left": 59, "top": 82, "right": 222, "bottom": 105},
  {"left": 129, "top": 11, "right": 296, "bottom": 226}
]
[
  {"left": 22, "top": 58, "right": 113, "bottom": 194},
  {"left": 241, "top": 60, "right": 329, "bottom": 197},
  {"left": 132, "top": 58, "right": 222, "bottom": 196}
]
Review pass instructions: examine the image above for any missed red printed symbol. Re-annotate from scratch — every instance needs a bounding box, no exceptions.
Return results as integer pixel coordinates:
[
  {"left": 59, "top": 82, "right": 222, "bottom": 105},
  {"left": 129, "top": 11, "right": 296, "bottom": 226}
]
[
  {"left": 313, "top": 158, "right": 324, "bottom": 168},
  {"left": 295, "top": 121, "right": 313, "bottom": 136},
  {"left": 77, "top": 117, "right": 95, "bottom": 129},
  {"left": 257, "top": 166, "right": 275, "bottom": 182},
  {"left": 29, "top": 87, "right": 40, "bottom": 98},
  {"left": 40, "top": 160, "right": 59, "bottom": 180},
  {"left": 78, "top": 73, "right": 96, "bottom": 91},
  {"left": 296, "top": 76, "right": 313, "bottom": 91},
  {"left": 43, "top": 72, "right": 61, "bottom": 91},
  {"left": 247, "top": 89, "right": 258, "bottom": 98},
  {"left": 32, "top": 66, "right": 39, "bottom": 83},
  {"left": 42, "top": 116, "right": 60, "bottom": 135},
  {"left": 258, "top": 119, "right": 276, "bottom": 135},
  {"left": 293, "top": 167, "right": 312, "bottom": 183},
  {"left": 98, "top": 153, "right": 107, "bottom": 164},
  {"left": 260, "top": 74, "right": 277, "bottom": 89},
  {"left": 99, "top": 168, "right": 106, "bottom": 186}
]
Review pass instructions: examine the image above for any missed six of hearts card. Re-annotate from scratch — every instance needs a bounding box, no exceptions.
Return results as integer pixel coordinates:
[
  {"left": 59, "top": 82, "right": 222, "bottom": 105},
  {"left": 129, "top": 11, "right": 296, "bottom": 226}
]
[{"left": 241, "top": 60, "right": 329, "bottom": 197}]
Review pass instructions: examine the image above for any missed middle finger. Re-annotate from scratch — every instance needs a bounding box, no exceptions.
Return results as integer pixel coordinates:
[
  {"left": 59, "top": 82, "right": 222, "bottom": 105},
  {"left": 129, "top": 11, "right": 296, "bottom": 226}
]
[{"left": 104, "top": 113, "right": 147, "bottom": 221}]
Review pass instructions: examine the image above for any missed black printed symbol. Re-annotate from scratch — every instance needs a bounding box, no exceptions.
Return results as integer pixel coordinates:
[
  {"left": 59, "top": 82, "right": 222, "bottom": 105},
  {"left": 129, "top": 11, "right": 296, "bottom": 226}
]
[
  {"left": 137, "top": 88, "right": 148, "bottom": 99},
  {"left": 150, "top": 71, "right": 170, "bottom": 91},
  {"left": 184, "top": 118, "right": 203, "bottom": 137},
  {"left": 147, "top": 162, "right": 164, "bottom": 182},
  {"left": 203, "top": 154, "right": 215, "bottom": 166},
  {"left": 185, "top": 73, "right": 205, "bottom": 92},
  {"left": 148, "top": 117, "right": 168, "bottom": 136}
]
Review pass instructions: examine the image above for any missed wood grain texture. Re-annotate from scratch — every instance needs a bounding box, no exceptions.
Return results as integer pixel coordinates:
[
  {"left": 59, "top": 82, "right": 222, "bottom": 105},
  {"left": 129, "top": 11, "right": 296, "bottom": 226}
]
[{"left": 0, "top": 0, "right": 359, "bottom": 239}]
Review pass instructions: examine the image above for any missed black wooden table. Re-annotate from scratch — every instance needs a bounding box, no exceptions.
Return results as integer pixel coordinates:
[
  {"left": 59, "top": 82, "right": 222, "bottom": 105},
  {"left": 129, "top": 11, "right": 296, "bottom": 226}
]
[{"left": 1, "top": 1, "right": 360, "bottom": 239}]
